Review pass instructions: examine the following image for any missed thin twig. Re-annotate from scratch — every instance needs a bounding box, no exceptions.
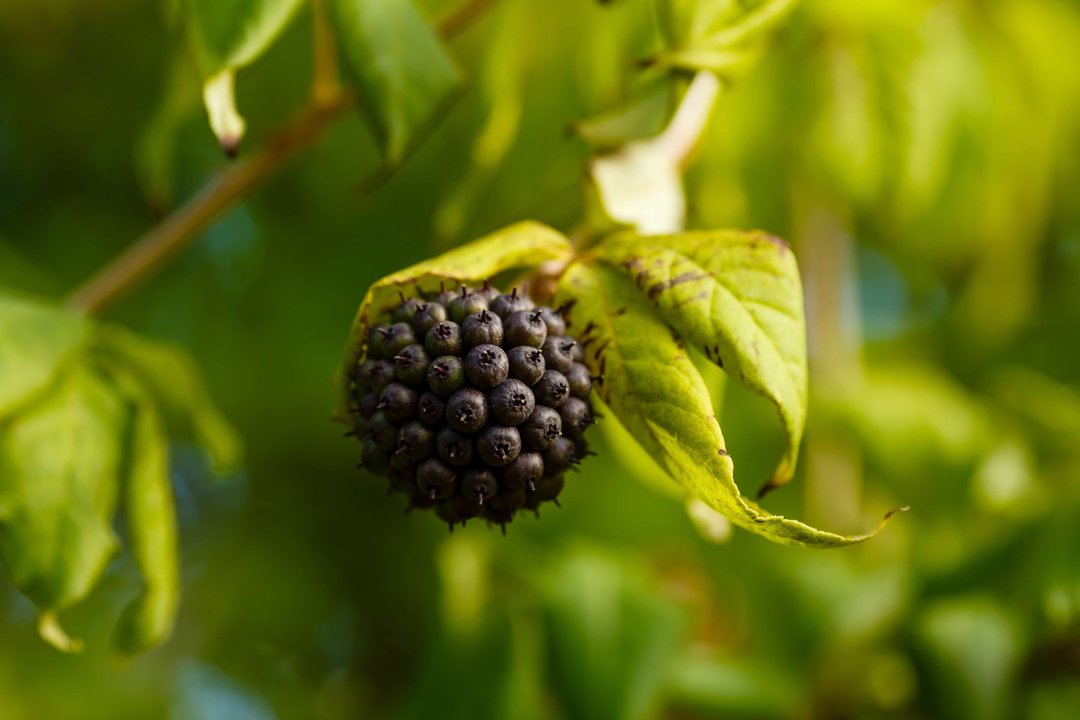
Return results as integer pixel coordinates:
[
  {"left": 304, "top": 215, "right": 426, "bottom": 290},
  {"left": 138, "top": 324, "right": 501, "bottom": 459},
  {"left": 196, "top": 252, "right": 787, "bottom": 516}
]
[{"left": 65, "top": 0, "right": 499, "bottom": 315}]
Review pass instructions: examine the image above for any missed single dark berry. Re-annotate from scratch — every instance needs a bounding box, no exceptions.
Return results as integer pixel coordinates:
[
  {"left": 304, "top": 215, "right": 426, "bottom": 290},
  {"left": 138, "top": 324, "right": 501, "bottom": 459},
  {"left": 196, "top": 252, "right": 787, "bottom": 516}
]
[
  {"left": 465, "top": 344, "right": 509, "bottom": 389},
  {"left": 387, "top": 455, "right": 417, "bottom": 494},
  {"left": 367, "top": 411, "right": 398, "bottom": 450},
  {"left": 489, "top": 379, "right": 535, "bottom": 426},
  {"left": 566, "top": 363, "right": 592, "bottom": 399},
  {"left": 477, "top": 425, "right": 522, "bottom": 467},
  {"left": 461, "top": 468, "right": 498, "bottom": 504},
  {"left": 484, "top": 504, "right": 515, "bottom": 528},
  {"left": 357, "top": 391, "right": 378, "bottom": 418},
  {"left": 476, "top": 281, "right": 501, "bottom": 302},
  {"left": 446, "top": 388, "right": 488, "bottom": 433},
  {"left": 503, "top": 452, "right": 544, "bottom": 491},
  {"left": 361, "top": 360, "right": 396, "bottom": 394},
  {"left": 397, "top": 421, "right": 434, "bottom": 461},
  {"left": 417, "top": 391, "right": 446, "bottom": 427},
  {"left": 435, "top": 427, "right": 474, "bottom": 467},
  {"left": 434, "top": 289, "right": 457, "bottom": 307},
  {"left": 416, "top": 458, "right": 457, "bottom": 500},
  {"left": 542, "top": 436, "right": 576, "bottom": 475},
  {"left": 503, "top": 310, "right": 547, "bottom": 348},
  {"left": 559, "top": 397, "right": 592, "bottom": 438},
  {"left": 407, "top": 484, "right": 440, "bottom": 511},
  {"left": 425, "top": 321, "right": 462, "bottom": 357},
  {"left": 462, "top": 310, "right": 504, "bottom": 348},
  {"left": 570, "top": 342, "right": 584, "bottom": 363},
  {"left": 426, "top": 355, "right": 466, "bottom": 397},
  {"left": 393, "top": 344, "right": 429, "bottom": 386},
  {"left": 393, "top": 297, "right": 424, "bottom": 324},
  {"left": 489, "top": 288, "right": 533, "bottom": 319},
  {"left": 519, "top": 405, "right": 562, "bottom": 450},
  {"left": 361, "top": 440, "right": 390, "bottom": 474},
  {"left": 533, "top": 369, "right": 569, "bottom": 409},
  {"left": 507, "top": 346, "right": 545, "bottom": 386},
  {"left": 412, "top": 303, "right": 447, "bottom": 335},
  {"left": 378, "top": 382, "right": 418, "bottom": 422},
  {"left": 447, "top": 289, "right": 488, "bottom": 323},
  {"left": 367, "top": 326, "right": 389, "bottom": 359},
  {"left": 525, "top": 474, "right": 565, "bottom": 510},
  {"left": 542, "top": 337, "right": 575, "bottom": 374},
  {"left": 536, "top": 306, "right": 566, "bottom": 336},
  {"left": 381, "top": 322, "right": 417, "bottom": 358}
]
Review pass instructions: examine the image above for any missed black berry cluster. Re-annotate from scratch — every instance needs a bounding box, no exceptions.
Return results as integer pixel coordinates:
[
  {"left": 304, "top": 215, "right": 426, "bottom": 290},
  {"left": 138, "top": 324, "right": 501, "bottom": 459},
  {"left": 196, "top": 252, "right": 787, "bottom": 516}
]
[{"left": 347, "top": 284, "right": 595, "bottom": 530}]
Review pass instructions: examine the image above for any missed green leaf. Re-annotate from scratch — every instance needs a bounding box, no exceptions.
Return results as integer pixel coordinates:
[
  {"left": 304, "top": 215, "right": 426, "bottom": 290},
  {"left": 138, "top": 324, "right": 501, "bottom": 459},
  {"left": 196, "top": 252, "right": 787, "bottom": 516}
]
[
  {"left": 185, "top": 0, "right": 305, "bottom": 74},
  {"left": 94, "top": 327, "right": 242, "bottom": 475},
  {"left": 595, "top": 230, "right": 807, "bottom": 492},
  {"left": 336, "top": 221, "right": 574, "bottom": 420},
  {"left": 111, "top": 376, "right": 180, "bottom": 657},
  {"left": 184, "top": 0, "right": 305, "bottom": 151},
  {"left": 0, "top": 292, "right": 89, "bottom": 419},
  {"left": 0, "top": 364, "right": 124, "bottom": 621},
  {"left": 330, "top": 0, "right": 461, "bottom": 165},
  {"left": 555, "top": 260, "right": 900, "bottom": 548}
]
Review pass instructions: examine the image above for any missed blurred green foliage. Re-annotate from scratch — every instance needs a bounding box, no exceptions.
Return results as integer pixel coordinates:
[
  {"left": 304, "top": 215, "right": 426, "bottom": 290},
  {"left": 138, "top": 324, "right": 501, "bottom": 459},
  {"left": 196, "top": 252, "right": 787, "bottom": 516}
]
[{"left": 1, "top": 0, "right": 1080, "bottom": 718}]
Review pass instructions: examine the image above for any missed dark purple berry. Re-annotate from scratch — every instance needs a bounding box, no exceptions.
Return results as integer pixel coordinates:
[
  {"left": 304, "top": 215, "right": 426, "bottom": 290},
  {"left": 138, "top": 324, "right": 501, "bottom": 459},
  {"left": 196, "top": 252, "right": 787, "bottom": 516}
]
[
  {"left": 393, "top": 344, "right": 429, "bottom": 386},
  {"left": 489, "top": 379, "right": 535, "bottom": 426},
  {"left": 488, "top": 486, "right": 527, "bottom": 514},
  {"left": 462, "top": 310, "right": 504, "bottom": 348},
  {"left": 447, "top": 288, "right": 488, "bottom": 323},
  {"left": 566, "top": 363, "right": 592, "bottom": 399},
  {"left": 477, "top": 426, "right": 522, "bottom": 467},
  {"left": 412, "top": 303, "right": 447, "bottom": 335},
  {"left": 361, "top": 440, "right": 390, "bottom": 474},
  {"left": 536, "top": 307, "right": 566, "bottom": 336},
  {"left": 533, "top": 370, "right": 569, "bottom": 409},
  {"left": 559, "top": 397, "right": 592, "bottom": 438},
  {"left": 357, "top": 392, "right": 378, "bottom": 418},
  {"left": 377, "top": 382, "right": 418, "bottom": 422},
  {"left": 425, "top": 321, "right": 462, "bottom": 357},
  {"left": 367, "top": 326, "right": 389, "bottom": 359},
  {"left": 465, "top": 344, "right": 509, "bottom": 389},
  {"left": 507, "top": 346, "right": 545, "bottom": 386},
  {"left": 435, "top": 427, "right": 474, "bottom": 467},
  {"left": 446, "top": 493, "right": 484, "bottom": 521},
  {"left": 417, "top": 392, "right": 446, "bottom": 427},
  {"left": 542, "top": 437, "right": 576, "bottom": 475},
  {"left": 542, "top": 337, "right": 575, "bottom": 374},
  {"left": 503, "top": 310, "right": 547, "bottom": 348},
  {"left": 397, "top": 421, "right": 434, "bottom": 461},
  {"left": 416, "top": 458, "right": 457, "bottom": 500},
  {"left": 393, "top": 297, "right": 424, "bottom": 324},
  {"left": 381, "top": 322, "right": 417, "bottom": 358},
  {"left": 503, "top": 452, "right": 543, "bottom": 491},
  {"left": 427, "top": 355, "right": 466, "bottom": 397},
  {"left": 476, "top": 281, "right": 501, "bottom": 302},
  {"left": 489, "top": 288, "right": 533, "bottom": 319},
  {"left": 387, "top": 455, "right": 417, "bottom": 494},
  {"left": 525, "top": 475, "right": 565, "bottom": 509},
  {"left": 519, "top": 405, "right": 562, "bottom": 450},
  {"left": 367, "top": 411, "right": 398, "bottom": 450},
  {"left": 462, "top": 468, "right": 498, "bottom": 504},
  {"left": 446, "top": 388, "right": 488, "bottom": 433}
]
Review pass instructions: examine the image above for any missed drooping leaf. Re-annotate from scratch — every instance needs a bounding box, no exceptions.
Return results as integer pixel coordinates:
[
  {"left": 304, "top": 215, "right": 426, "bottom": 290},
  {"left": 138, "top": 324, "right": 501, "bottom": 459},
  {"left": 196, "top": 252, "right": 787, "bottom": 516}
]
[
  {"left": 111, "top": 373, "right": 180, "bottom": 657},
  {"left": 184, "top": 0, "right": 305, "bottom": 150},
  {"left": 595, "top": 230, "right": 807, "bottom": 492},
  {"left": 555, "top": 260, "right": 899, "bottom": 548},
  {"left": 0, "top": 364, "right": 125, "bottom": 629},
  {"left": 330, "top": 0, "right": 461, "bottom": 166},
  {"left": 94, "top": 327, "right": 242, "bottom": 475},
  {"left": 0, "top": 292, "right": 89, "bottom": 419},
  {"left": 336, "top": 221, "right": 574, "bottom": 421}
]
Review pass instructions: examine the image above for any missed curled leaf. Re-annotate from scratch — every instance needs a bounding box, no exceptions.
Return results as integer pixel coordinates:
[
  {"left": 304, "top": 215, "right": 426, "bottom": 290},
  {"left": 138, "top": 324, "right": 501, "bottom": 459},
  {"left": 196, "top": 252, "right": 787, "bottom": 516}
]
[{"left": 202, "top": 70, "right": 246, "bottom": 157}]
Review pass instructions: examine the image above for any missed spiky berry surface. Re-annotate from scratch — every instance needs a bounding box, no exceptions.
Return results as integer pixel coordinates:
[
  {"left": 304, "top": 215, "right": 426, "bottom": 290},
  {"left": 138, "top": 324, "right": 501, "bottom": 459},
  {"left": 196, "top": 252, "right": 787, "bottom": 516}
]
[{"left": 348, "top": 284, "right": 595, "bottom": 530}]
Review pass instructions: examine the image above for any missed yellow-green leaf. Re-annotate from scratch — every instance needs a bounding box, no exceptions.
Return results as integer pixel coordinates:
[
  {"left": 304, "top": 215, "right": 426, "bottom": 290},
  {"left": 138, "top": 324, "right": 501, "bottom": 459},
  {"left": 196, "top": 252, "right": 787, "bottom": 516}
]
[
  {"left": 0, "top": 364, "right": 124, "bottom": 621},
  {"left": 596, "top": 230, "right": 807, "bottom": 492},
  {"left": 555, "top": 260, "right": 899, "bottom": 548},
  {"left": 0, "top": 292, "right": 89, "bottom": 419},
  {"left": 335, "top": 221, "right": 574, "bottom": 421}
]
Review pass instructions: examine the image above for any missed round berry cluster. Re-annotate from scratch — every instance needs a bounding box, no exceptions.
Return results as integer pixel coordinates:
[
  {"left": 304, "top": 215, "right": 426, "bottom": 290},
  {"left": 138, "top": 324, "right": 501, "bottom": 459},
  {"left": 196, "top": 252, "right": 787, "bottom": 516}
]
[{"left": 347, "top": 284, "right": 594, "bottom": 530}]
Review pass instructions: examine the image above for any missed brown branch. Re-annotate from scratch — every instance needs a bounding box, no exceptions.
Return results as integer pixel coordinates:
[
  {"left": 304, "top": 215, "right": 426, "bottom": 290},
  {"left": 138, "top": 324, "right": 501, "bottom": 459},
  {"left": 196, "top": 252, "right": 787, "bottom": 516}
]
[{"left": 65, "top": 0, "right": 499, "bottom": 315}]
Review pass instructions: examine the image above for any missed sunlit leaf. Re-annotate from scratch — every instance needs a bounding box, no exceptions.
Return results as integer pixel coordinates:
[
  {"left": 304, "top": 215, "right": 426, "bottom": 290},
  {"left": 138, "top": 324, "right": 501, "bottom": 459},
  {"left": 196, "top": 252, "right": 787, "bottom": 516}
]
[
  {"left": 0, "top": 365, "right": 124, "bottom": 631},
  {"left": 202, "top": 69, "right": 246, "bottom": 156},
  {"left": 331, "top": 0, "right": 461, "bottom": 165},
  {"left": 0, "top": 292, "right": 89, "bottom": 419},
  {"left": 336, "top": 221, "right": 574, "bottom": 421},
  {"left": 555, "top": 260, "right": 899, "bottom": 547},
  {"left": 595, "top": 230, "right": 807, "bottom": 491}
]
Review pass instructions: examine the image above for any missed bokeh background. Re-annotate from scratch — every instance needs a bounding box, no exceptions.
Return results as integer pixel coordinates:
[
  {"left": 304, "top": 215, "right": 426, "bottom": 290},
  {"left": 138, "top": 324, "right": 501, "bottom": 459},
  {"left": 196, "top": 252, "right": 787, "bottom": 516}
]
[{"left": 2, "top": 0, "right": 1080, "bottom": 717}]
